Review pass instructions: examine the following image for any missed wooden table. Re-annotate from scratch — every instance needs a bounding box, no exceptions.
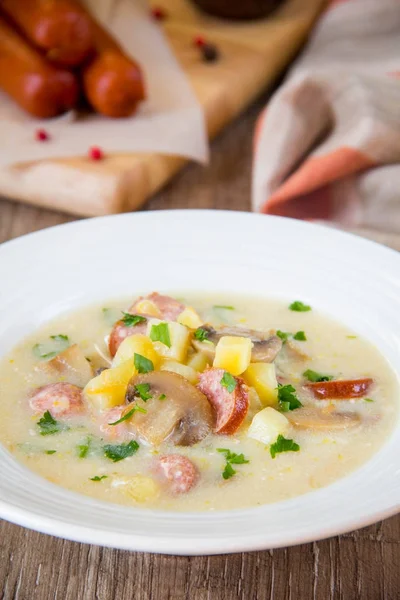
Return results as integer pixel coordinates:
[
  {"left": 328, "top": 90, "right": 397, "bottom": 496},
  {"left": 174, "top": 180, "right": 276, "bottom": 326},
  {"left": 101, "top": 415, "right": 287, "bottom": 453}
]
[{"left": 0, "top": 93, "right": 399, "bottom": 600}]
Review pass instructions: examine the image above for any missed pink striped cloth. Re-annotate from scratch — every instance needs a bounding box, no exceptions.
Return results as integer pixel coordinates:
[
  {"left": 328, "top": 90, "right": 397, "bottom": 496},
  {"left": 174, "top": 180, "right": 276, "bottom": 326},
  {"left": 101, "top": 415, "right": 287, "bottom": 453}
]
[{"left": 252, "top": 0, "right": 400, "bottom": 233}]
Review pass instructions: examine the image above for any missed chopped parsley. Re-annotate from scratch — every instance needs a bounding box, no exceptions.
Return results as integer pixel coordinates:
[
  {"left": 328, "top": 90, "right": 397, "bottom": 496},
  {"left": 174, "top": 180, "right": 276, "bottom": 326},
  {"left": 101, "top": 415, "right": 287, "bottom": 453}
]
[
  {"left": 347, "top": 335, "right": 357, "bottom": 339},
  {"left": 150, "top": 322, "right": 171, "bottom": 347},
  {"left": 293, "top": 331, "right": 307, "bottom": 341},
  {"left": 134, "top": 353, "right": 154, "bottom": 374},
  {"left": 159, "top": 393, "right": 166, "bottom": 401},
  {"left": 220, "top": 372, "right": 237, "bottom": 393},
  {"left": 104, "top": 440, "right": 139, "bottom": 462},
  {"left": 277, "top": 384, "right": 302, "bottom": 411},
  {"left": 90, "top": 475, "right": 108, "bottom": 482},
  {"left": 276, "top": 330, "right": 289, "bottom": 342},
  {"left": 134, "top": 383, "right": 152, "bottom": 401},
  {"left": 270, "top": 435, "right": 300, "bottom": 459},
  {"left": 121, "top": 313, "right": 147, "bottom": 327},
  {"left": 213, "top": 305, "right": 234, "bottom": 310},
  {"left": 364, "top": 398, "right": 374, "bottom": 403},
  {"left": 33, "top": 334, "right": 70, "bottom": 361},
  {"left": 77, "top": 437, "right": 92, "bottom": 458},
  {"left": 37, "top": 411, "right": 65, "bottom": 436},
  {"left": 108, "top": 405, "right": 147, "bottom": 426},
  {"left": 194, "top": 327, "right": 210, "bottom": 342},
  {"left": 289, "top": 301, "right": 311, "bottom": 312},
  {"left": 45, "top": 450, "right": 56, "bottom": 455},
  {"left": 303, "top": 369, "right": 333, "bottom": 383},
  {"left": 218, "top": 448, "right": 249, "bottom": 480}
]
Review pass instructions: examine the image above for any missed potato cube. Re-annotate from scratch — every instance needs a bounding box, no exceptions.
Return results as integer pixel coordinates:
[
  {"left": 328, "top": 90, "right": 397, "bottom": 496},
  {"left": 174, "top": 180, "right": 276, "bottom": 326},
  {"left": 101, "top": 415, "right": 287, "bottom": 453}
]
[
  {"left": 84, "top": 359, "right": 136, "bottom": 410},
  {"left": 161, "top": 360, "right": 198, "bottom": 384},
  {"left": 134, "top": 299, "right": 162, "bottom": 318},
  {"left": 248, "top": 407, "right": 290, "bottom": 445},
  {"left": 114, "top": 475, "right": 160, "bottom": 503},
  {"left": 177, "top": 307, "right": 203, "bottom": 329},
  {"left": 112, "top": 334, "right": 160, "bottom": 369},
  {"left": 147, "top": 319, "right": 190, "bottom": 363},
  {"left": 186, "top": 351, "right": 210, "bottom": 373},
  {"left": 243, "top": 363, "right": 278, "bottom": 407},
  {"left": 213, "top": 336, "right": 252, "bottom": 376}
]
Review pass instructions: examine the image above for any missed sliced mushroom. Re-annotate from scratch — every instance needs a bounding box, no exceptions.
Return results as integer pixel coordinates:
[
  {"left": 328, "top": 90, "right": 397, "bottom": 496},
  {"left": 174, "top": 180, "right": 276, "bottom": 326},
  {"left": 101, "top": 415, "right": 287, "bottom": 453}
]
[
  {"left": 125, "top": 371, "right": 214, "bottom": 446},
  {"left": 35, "top": 344, "right": 93, "bottom": 387},
  {"left": 192, "top": 325, "right": 282, "bottom": 363},
  {"left": 286, "top": 407, "right": 361, "bottom": 431}
]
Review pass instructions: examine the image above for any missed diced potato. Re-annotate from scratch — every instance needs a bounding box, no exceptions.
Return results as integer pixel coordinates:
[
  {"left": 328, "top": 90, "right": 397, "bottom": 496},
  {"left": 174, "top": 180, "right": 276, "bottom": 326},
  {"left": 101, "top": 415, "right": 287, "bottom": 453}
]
[
  {"left": 112, "top": 334, "right": 160, "bottom": 369},
  {"left": 84, "top": 359, "right": 136, "bottom": 410},
  {"left": 243, "top": 363, "right": 278, "bottom": 407},
  {"left": 247, "top": 407, "right": 290, "bottom": 445},
  {"left": 248, "top": 386, "right": 263, "bottom": 412},
  {"left": 213, "top": 336, "right": 252, "bottom": 376},
  {"left": 115, "top": 475, "right": 160, "bottom": 503},
  {"left": 186, "top": 351, "right": 210, "bottom": 373},
  {"left": 147, "top": 319, "right": 191, "bottom": 363},
  {"left": 177, "top": 307, "right": 203, "bottom": 329},
  {"left": 134, "top": 299, "right": 162, "bottom": 318},
  {"left": 161, "top": 360, "right": 198, "bottom": 384}
]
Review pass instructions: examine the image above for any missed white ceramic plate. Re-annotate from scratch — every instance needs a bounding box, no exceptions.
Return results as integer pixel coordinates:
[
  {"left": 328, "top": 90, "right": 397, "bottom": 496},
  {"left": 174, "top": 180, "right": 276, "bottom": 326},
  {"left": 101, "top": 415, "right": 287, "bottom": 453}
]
[{"left": 0, "top": 210, "right": 399, "bottom": 555}]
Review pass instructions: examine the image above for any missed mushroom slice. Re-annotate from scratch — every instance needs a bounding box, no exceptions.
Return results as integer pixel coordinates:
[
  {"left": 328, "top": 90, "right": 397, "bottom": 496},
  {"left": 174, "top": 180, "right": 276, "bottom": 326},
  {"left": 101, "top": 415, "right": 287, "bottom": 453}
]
[
  {"left": 125, "top": 371, "right": 214, "bottom": 446},
  {"left": 192, "top": 325, "right": 282, "bottom": 363},
  {"left": 286, "top": 407, "right": 361, "bottom": 431}
]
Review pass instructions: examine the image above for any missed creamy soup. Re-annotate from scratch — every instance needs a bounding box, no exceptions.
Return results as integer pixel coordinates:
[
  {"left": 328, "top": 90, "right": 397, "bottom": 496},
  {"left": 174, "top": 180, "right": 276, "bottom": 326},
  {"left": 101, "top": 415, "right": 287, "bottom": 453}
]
[{"left": 0, "top": 292, "right": 398, "bottom": 511}]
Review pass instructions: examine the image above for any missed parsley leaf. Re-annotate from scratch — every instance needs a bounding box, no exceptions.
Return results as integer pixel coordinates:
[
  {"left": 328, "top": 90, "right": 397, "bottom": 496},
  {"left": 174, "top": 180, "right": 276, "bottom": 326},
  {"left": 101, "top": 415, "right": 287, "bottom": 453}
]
[
  {"left": 103, "top": 440, "right": 139, "bottom": 462},
  {"left": 134, "top": 353, "right": 154, "bottom": 374},
  {"left": 121, "top": 313, "right": 147, "bottom": 327},
  {"left": 159, "top": 393, "right": 166, "bottom": 401},
  {"left": 276, "top": 330, "right": 289, "bottom": 342},
  {"left": 213, "top": 305, "right": 234, "bottom": 310},
  {"left": 222, "top": 462, "right": 236, "bottom": 480},
  {"left": 303, "top": 369, "right": 333, "bottom": 383},
  {"left": 293, "top": 331, "right": 307, "bottom": 341},
  {"left": 194, "top": 327, "right": 210, "bottom": 342},
  {"left": 33, "top": 334, "right": 70, "bottom": 361},
  {"left": 77, "top": 437, "right": 92, "bottom": 458},
  {"left": 37, "top": 411, "right": 65, "bottom": 436},
  {"left": 220, "top": 372, "right": 237, "bottom": 393},
  {"left": 90, "top": 475, "right": 108, "bottom": 482},
  {"left": 134, "top": 383, "right": 152, "bottom": 401},
  {"left": 45, "top": 450, "right": 56, "bottom": 455},
  {"left": 108, "top": 406, "right": 147, "bottom": 426},
  {"left": 289, "top": 301, "right": 311, "bottom": 312},
  {"left": 364, "top": 397, "right": 374, "bottom": 403},
  {"left": 150, "top": 322, "right": 171, "bottom": 348},
  {"left": 270, "top": 435, "right": 300, "bottom": 459},
  {"left": 277, "top": 384, "right": 302, "bottom": 411}
]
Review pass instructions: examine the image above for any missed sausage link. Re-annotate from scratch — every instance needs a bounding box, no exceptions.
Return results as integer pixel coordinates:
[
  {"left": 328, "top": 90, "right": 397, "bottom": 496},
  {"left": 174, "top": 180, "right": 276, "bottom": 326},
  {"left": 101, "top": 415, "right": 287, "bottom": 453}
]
[
  {"left": 29, "top": 382, "right": 83, "bottom": 416},
  {"left": 156, "top": 454, "right": 199, "bottom": 495},
  {"left": 305, "top": 378, "right": 374, "bottom": 400}
]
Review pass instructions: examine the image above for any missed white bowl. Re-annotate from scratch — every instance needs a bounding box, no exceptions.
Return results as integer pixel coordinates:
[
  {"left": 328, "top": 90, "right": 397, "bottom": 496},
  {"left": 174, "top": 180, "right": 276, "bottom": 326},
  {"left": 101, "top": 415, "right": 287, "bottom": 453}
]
[{"left": 0, "top": 210, "right": 399, "bottom": 555}]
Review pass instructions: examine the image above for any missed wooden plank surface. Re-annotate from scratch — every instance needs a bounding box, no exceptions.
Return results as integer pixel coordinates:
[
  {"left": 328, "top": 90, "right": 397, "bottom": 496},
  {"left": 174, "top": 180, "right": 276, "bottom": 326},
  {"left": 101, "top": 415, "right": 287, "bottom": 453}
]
[{"left": 0, "top": 94, "right": 399, "bottom": 599}]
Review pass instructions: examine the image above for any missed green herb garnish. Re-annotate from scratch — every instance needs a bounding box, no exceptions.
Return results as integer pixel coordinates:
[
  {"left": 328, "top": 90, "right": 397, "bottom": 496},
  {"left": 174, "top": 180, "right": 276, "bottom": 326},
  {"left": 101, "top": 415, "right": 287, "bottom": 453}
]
[
  {"left": 194, "top": 327, "right": 210, "bottom": 342},
  {"left": 220, "top": 372, "right": 237, "bottom": 393},
  {"left": 347, "top": 335, "right": 357, "bottom": 339},
  {"left": 158, "top": 393, "right": 166, "bottom": 401},
  {"left": 33, "top": 334, "right": 70, "bottom": 361},
  {"left": 218, "top": 448, "right": 249, "bottom": 480},
  {"left": 213, "top": 305, "right": 234, "bottom": 310},
  {"left": 364, "top": 398, "right": 374, "bottom": 403},
  {"left": 270, "top": 435, "right": 300, "bottom": 459},
  {"left": 303, "top": 369, "right": 333, "bottom": 383},
  {"left": 222, "top": 462, "right": 236, "bottom": 480},
  {"left": 277, "top": 384, "right": 302, "bottom": 411},
  {"left": 150, "top": 322, "right": 171, "bottom": 347},
  {"left": 108, "top": 405, "right": 147, "bottom": 426},
  {"left": 134, "top": 383, "right": 152, "bottom": 401},
  {"left": 45, "top": 450, "right": 56, "bottom": 455},
  {"left": 276, "top": 330, "right": 289, "bottom": 342},
  {"left": 134, "top": 353, "right": 154, "bottom": 374},
  {"left": 90, "top": 475, "right": 108, "bottom": 482},
  {"left": 121, "top": 313, "right": 147, "bottom": 327},
  {"left": 293, "top": 331, "right": 307, "bottom": 341},
  {"left": 104, "top": 440, "right": 140, "bottom": 462},
  {"left": 289, "top": 301, "right": 311, "bottom": 312},
  {"left": 77, "top": 437, "right": 92, "bottom": 458},
  {"left": 37, "top": 411, "right": 65, "bottom": 436}
]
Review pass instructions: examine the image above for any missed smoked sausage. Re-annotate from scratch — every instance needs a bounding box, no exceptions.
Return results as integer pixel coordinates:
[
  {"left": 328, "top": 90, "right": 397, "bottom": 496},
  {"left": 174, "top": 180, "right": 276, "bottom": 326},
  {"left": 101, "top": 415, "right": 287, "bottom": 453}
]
[
  {"left": 29, "top": 382, "right": 83, "bottom": 416},
  {"left": 155, "top": 454, "right": 199, "bottom": 495},
  {"left": 305, "top": 378, "right": 373, "bottom": 400}
]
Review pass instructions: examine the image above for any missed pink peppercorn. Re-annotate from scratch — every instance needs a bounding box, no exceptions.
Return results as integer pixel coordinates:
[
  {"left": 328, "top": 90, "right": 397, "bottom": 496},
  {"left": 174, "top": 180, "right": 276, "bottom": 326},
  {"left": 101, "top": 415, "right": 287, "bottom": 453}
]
[
  {"left": 35, "top": 129, "right": 49, "bottom": 141},
  {"left": 194, "top": 35, "right": 206, "bottom": 48},
  {"left": 89, "top": 146, "right": 104, "bottom": 161}
]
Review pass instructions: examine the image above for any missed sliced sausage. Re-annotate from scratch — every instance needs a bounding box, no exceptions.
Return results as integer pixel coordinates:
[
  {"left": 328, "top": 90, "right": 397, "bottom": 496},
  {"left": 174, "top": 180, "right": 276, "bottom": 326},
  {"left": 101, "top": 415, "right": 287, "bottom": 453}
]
[
  {"left": 1, "top": 0, "right": 93, "bottom": 67},
  {"left": 0, "top": 15, "right": 78, "bottom": 118},
  {"left": 130, "top": 292, "right": 186, "bottom": 321},
  {"left": 81, "top": 10, "right": 145, "bottom": 117},
  {"left": 198, "top": 368, "right": 249, "bottom": 435},
  {"left": 108, "top": 319, "right": 147, "bottom": 357},
  {"left": 155, "top": 454, "right": 199, "bottom": 495},
  {"left": 99, "top": 405, "right": 129, "bottom": 440},
  {"left": 29, "top": 382, "right": 83, "bottom": 416},
  {"left": 305, "top": 378, "right": 373, "bottom": 400}
]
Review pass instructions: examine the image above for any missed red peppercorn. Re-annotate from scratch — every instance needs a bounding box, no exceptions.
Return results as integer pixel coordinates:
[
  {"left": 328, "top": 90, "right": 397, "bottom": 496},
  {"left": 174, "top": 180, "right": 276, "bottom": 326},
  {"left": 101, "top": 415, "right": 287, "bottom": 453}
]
[
  {"left": 89, "top": 146, "right": 104, "bottom": 161},
  {"left": 194, "top": 35, "right": 206, "bottom": 48},
  {"left": 35, "top": 128, "right": 49, "bottom": 141},
  {"left": 151, "top": 6, "right": 166, "bottom": 20}
]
